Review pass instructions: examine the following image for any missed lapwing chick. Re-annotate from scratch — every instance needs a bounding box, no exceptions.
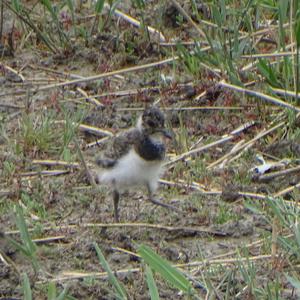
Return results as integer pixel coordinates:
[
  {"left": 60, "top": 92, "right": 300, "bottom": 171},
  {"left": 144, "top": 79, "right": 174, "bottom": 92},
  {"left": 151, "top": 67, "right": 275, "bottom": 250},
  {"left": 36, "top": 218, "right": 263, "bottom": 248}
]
[{"left": 96, "top": 106, "right": 174, "bottom": 222}]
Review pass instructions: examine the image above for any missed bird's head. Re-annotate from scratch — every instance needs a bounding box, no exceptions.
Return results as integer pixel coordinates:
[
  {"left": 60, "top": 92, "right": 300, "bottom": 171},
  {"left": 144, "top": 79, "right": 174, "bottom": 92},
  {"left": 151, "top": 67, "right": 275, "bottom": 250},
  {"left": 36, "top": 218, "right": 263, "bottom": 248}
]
[{"left": 137, "top": 106, "right": 172, "bottom": 139}]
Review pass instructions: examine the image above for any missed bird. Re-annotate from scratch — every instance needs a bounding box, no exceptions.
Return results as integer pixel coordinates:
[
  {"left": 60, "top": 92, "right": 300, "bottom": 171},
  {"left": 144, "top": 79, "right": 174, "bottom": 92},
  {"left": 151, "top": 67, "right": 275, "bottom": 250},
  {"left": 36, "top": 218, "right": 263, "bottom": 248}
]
[{"left": 96, "top": 106, "right": 175, "bottom": 222}]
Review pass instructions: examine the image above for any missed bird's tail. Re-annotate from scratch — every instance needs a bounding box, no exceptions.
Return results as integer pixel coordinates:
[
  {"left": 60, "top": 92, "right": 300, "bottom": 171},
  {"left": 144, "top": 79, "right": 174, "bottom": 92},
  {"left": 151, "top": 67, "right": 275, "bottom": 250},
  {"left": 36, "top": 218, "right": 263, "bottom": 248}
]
[{"left": 95, "top": 157, "right": 117, "bottom": 168}]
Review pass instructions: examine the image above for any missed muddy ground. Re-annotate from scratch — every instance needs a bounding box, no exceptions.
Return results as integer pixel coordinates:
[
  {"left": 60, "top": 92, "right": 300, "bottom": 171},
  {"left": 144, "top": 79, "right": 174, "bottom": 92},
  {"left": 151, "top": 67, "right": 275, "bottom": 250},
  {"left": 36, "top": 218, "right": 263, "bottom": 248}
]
[{"left": 1, "top": 1, "right": 300, "bottom": 299}]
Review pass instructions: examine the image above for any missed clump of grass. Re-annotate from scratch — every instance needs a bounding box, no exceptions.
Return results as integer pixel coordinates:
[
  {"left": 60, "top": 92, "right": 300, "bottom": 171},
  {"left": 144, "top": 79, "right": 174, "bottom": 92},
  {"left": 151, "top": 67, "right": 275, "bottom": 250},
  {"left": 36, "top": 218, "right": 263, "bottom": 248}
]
[
  {"left": 19, "top": 112, "right": 58, "bottom": 156},
  {"left": 94, "top": 242, "right": 197, "bottom": 299},
  {"left": 214, "top": 202, "right": 240, "bottom": 225},
  {"left": 17, "top": 107, "right": 83, "bottom": 159},
  {"left": 21, "top": 192, "right": 47, "bottom": 220},
  {"left": 22, "top": 272, "right": 73, "bottom": 300},
  {"left": 7, "top": 205, "right": 40, "bottom": 273}
]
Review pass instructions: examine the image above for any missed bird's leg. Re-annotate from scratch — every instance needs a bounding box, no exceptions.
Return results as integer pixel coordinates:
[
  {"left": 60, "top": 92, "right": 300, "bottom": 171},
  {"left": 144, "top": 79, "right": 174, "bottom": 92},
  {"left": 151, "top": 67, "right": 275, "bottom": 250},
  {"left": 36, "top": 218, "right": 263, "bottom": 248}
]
[
  {"left": 146, "top": 183, "right": 179, "bottom": 211},
  {"left": 112, "top": 189, "right": 120, "bottom": 222}
]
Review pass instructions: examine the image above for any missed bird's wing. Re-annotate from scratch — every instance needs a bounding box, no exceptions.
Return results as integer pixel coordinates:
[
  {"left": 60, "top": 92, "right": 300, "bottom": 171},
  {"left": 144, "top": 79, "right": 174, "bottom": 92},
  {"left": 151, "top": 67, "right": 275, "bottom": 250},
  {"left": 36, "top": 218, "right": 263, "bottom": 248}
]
[{"left": 96, "top": 128, "right": 141, "bottom": 168}]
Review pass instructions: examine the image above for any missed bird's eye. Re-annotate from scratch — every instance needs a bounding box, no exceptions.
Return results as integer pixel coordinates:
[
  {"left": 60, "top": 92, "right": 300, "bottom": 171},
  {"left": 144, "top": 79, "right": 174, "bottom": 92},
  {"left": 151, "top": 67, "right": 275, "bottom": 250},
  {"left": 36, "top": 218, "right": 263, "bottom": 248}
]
[{"left": 148, "top": 120, "right": 155, "bottom": 127}]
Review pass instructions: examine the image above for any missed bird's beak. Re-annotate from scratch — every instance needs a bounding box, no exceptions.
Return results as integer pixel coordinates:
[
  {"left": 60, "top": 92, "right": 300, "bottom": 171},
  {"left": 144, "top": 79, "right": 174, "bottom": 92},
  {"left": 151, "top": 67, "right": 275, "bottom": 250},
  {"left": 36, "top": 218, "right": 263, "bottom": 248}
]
[{"left": 160, "top": 128, "right": 173, "bottom": 139}]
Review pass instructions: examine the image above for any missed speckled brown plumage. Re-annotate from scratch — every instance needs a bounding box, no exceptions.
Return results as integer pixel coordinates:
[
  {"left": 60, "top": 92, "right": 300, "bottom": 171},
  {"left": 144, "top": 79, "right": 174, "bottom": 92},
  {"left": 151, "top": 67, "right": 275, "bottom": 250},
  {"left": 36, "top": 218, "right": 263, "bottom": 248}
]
[
  {"left": 95, "top": 106, "right": 176, "bottom": 222},
  {"left": 96, "top": 106, "right": 169, "bottom": 167}
]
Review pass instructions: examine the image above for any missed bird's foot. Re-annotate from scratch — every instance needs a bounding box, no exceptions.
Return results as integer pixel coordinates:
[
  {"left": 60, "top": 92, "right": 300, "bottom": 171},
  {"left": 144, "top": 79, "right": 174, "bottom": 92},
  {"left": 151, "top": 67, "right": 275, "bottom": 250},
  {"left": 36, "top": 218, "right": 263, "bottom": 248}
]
[{"left": 148, "top": 197, "right": 180, "bottom": 212}]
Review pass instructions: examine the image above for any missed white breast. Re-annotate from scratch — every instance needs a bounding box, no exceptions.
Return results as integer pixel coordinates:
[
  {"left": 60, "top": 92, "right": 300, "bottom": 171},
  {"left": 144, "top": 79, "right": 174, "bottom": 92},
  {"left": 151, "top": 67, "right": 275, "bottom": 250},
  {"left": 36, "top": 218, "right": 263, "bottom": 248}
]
[{"left": 98, "top": 149, "right": 164, "bottom": 191}]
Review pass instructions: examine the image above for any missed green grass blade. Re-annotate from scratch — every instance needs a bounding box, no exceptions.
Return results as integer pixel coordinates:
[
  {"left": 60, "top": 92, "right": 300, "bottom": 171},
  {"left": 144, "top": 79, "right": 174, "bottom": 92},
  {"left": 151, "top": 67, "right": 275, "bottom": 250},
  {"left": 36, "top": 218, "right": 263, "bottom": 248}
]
[
  {"left": 65, "top": 0, "right": 75, "bottom": 33},
  {"left": 295, "top": 8, "right": 300, "bottom": 104},
  {"left": 258, "top": 59, "right": 281, "bottom": 88},
  {"left": 95, "top": 0, "right": 105, "bottom": 14},
  {"left": 293, "top": 222, "right": 300, "bottom": 249},
  {"left": 145, "top": 265, "right": 160, "bottom": 300},
  {"left": 14, "top": 205, "right": 37, "bottom": 254},
  {"left": 285, "top": 274, "right": 300, "bottom": 290},
  {"left": 40, "top": 0, "right": 57, "bottom": 21},
  {"left": 57, "top": 285, "right": 70, "bottom": 300},
  {"left": 47, "top": 282, "right": 56, "bottom": 300},
  {"left": 22, "top": 273, "right": 32, "bottom": 300},
  {"left": 14, "top": 204, "right": 40, "bottom": 271},
  {"left": 267, "top": 198, "right": 287, "bottom": 226},
  {"left": 12, "top": 0, "right": 21, "bottom": 12},
  {"left": 6, "top": 236, "right": 30, "bottom": 257},
  {"left": 138, "top": 244, "right": 193, "bottom": 294},
  {"left": 93, "top": 242, "right": 127, "bottom": 300},
  {"left": 278, "top": 0, "right": 288, "bottom": 48},
  {"left": 296, "top": 9, "right": 300, "bottom": 46},
  {"left": 211, "top": 5, "right": 222, "bottom": 27}
]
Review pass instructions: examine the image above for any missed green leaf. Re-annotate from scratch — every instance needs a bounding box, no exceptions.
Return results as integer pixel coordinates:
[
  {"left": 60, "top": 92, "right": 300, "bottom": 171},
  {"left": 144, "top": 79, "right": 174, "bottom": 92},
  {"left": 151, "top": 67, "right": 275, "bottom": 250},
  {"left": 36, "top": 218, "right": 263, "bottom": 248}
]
[
  {"left": 93, "top": 243, "right": 127, "bottom": 300},
  {"left": 22, "top": 273, "right": 32, "bottom": 300},
  {"left": 278, "top": 0, "right": 289, "bottom": 23},
  {"left": 294, "top": 222, "right": 300, "bottom": 249},
  {"left": 57, "top": 285, "right": 70, "bottom": 300},
  {"left": 285, "top": 274, "right": 300, "bottom": 290},
  {"left": 14, "top": 205, "right": 37, "bottom": 255},
  {"left": 267, "top": 197, "right": 287, "bottom": 226},
  {"left": 40, "top": 0, "right": 55, "bottom": 15},
  {"left": 95, "top": 0, "right": 105, "bottom": 14},
  {"left": 12, "top": 0, "right": 21, "bottom": 12},
  {"left": 47, "top": 282, "right": 56, "bottom": 300},
  {"left": 295, "top": 9, "right": 300, "bottom": 47},
  {"left": 132, "top": 0, "right": 145, "bottom": 10},
  {"left": 145, "top": 266, "right": 160, "bottom": 300},
  {"left": 6, "top": 236, "right": 29, "bottom": 257},
  {"left": 257, "top": 59, "right": 281, "bottom": 87},
  {"left": 138, "top": 245, "right": 194, "bottom": 294},
  {"left": 211, "top": 5, "right": 222, "bottom": 27}
]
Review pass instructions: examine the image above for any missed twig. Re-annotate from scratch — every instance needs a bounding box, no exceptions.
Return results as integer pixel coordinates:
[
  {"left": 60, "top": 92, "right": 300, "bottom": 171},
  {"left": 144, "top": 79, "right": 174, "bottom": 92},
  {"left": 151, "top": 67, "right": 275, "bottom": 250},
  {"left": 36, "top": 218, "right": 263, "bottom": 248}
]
[
  {"left": 20, "top": 170, "right": 70, "bottom": 177},
  {"left": 218, "top": 139, "right": 246, "bottom": 168},
  {"left": 32, "top": 159, "right": 80, "bottom": 169},
  {"left": 188, "top": 254, "right": 274, "bottom": 269},
  {"left": 164, "top": 135, "right": 232, "bottom": 168},
  {"left": 86, "top": 136, "right": 111, "bottom": 148},
  {"left": 164, "top": 121, "right": 256, "bottom": 168},
  {"left": 33, "top": 236, "right": 66, "bottom": 244},
  {"left": 64, "top": 86, "right": 161, "bottom": 103},
  {"left": 257, "top": 165, "right": 300, "bottom": 181},
  {"left": 78, "top": 123, "right": 113, "bottom": 137},
  {"left": 219, "top": 80, "right": 300, "bottom": 113},
  {"left": 0, "top": 247, "right": 20, "bottom": 275},
  {"left": 18, "top": 200, "right": 40, "bottom": 221},
  {"left": 169, "top": 0, "right": 206, "bottom": 38},
  {"left": 111, "top": 246, "right": 140, "bottom": 258},
  {"left": 104, "top": 3, "right": 166, "bottom": 42},
  {"left": 74, "top": 138, "right": 97, "bottom": 189},
  {"left": 161, "top": 178, "right": 270, "bottom": 200},
  {"left": 241, "top": 51, "right": 297, "bottom": 59},
  {"left": 117, "top": 106, "right": 245, "bottom": 112},
  {"left": 36, "top": 268, "right": 140, "bottom": 284},
  {"left": 55, "top": 121, "right": 113, "bottom": 137},
  {"left": 35, "top": 57, "right": 179, "bottom": 92},
  {"left": 5, "top": 222, "right": 225, "bottom": 237},
  {"left": 159, "top": 179, "right": 207, "bottom": 193},
  {"left": 271, "top": 87, "right": 300, "bottom": 99},
  {"left": 207, "top": 121, "right": 285, "bottom": 169},
  {"left": 274, "top": 181, "right": 300, "bottom": 198},
  {"left": 0, "top": 190, "right": 15, "bottom": 197},
  {"left": 35, "top": 254, "right": 274, "bottom": 285},
  {"left": 1, "top": 63, "right": 25, "bottom": 81},
  {"left": 76, "top": 87, "right": 104, "bottom": 108},
  {"left": 0, "top": 102, "right": 24, "bottom": 109},
  {"left": 29, "top": 64, "right": 85, "bottom": 80}
]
